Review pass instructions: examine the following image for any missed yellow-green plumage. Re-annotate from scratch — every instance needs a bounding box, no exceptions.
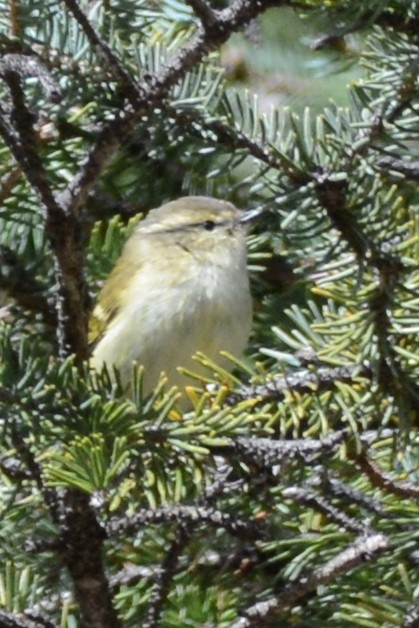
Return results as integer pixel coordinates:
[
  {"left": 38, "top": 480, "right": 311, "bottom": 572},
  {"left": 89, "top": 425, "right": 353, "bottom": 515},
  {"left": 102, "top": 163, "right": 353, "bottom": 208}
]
[{"left": 89, "top": 196, "right": 252, "bottom": 397}]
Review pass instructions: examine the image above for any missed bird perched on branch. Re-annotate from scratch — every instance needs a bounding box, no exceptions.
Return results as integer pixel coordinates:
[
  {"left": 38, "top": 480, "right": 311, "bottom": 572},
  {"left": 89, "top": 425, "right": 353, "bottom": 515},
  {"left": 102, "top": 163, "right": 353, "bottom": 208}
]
[{"left": 89, "top": 196, "right": 255, "bottom": 400}]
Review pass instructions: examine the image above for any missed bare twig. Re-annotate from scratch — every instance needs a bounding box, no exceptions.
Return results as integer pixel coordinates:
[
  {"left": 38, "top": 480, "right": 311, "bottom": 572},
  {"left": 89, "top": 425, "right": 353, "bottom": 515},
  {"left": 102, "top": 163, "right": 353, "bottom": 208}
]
[
  {"left": 9, "top": 0, "right": 22, "bottom": 37},
  {"left": 311, "top": 7, "right": 419, "bottom": 47}
]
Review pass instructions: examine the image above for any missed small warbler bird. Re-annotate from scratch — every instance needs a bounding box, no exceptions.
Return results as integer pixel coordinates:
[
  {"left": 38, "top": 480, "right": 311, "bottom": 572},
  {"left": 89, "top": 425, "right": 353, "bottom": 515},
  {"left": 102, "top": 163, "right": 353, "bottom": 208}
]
[{"left": 89, "top": 196, "right": 253, "bottom": 399}]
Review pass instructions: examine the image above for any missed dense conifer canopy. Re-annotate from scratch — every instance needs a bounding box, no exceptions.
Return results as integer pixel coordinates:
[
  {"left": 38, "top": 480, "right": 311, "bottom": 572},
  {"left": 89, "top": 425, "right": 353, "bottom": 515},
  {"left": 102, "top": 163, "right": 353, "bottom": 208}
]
[{"left": 0, "top": 1, "right": 418, "bottom": 626}]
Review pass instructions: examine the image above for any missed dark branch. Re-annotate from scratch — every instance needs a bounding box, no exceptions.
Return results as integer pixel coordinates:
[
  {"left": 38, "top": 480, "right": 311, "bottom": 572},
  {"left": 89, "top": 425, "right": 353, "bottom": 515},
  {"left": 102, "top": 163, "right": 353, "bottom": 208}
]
[
  {"left": 57, "top": 489, "right": 121, "bottom": 628},
  {"left": 0, "top": 68, "right": 90, "bottom": 358},
  {"left": 0, "top": 53, "right": 62, "bottom": 102},
  {"left": 185, "top": 0, "right": 218, "bottom": 27},
  {"left": 110, "top": 565, "right": 162, "bottom": 590},
  {"left": 0, "top": 455, "right": 32, "bottom": 481},
  {"left": 10, "top": 433, "right": 118, "bottom": 626},
  {"left": 354, "top": 452, "right": 419, "bottom": 499}
]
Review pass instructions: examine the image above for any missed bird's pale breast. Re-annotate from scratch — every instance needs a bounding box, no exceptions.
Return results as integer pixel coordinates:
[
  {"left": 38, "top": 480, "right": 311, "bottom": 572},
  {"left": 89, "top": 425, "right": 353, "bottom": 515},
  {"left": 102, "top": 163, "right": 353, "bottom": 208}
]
[{"left": 91, "top": 247, "right": 252, "bottom": 396}]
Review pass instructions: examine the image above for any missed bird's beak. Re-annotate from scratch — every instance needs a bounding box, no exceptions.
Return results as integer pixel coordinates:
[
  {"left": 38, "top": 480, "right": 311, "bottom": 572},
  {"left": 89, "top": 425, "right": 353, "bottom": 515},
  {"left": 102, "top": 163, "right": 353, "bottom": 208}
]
[{"left": 240, "top": 207, "right": 263, "bottom": 225}]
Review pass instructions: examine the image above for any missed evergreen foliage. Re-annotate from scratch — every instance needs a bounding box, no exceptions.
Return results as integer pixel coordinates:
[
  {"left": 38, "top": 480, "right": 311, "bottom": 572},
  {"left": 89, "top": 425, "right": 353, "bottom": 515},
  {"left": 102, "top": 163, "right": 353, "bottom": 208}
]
[{"left": 0, "top": 1, "right": 419, "bottom": 626}]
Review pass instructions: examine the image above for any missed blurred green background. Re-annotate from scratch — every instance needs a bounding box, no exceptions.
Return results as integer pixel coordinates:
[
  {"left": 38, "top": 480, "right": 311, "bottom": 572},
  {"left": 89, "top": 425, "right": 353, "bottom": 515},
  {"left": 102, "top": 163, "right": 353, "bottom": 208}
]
[{"left": 221, "top": 7, "right": 363, "bottom": 113}]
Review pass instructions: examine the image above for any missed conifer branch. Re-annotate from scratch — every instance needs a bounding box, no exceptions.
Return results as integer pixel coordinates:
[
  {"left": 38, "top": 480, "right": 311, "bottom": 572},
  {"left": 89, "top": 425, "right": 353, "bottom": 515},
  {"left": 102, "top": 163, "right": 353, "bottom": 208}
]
[
  {"left": 282, "top": 486, "right": 367, "bottom": 534},
  {"left": 11, "top": 426, "right": 59, "bottom": 519},
  {"left": 0, "top": 2, "right": 418, "bottom": 625},
  {"left": 221, "top": 431, "right": 347, "bottom": 467},
  {"left": 108, "top": 504, "right": 264, "bottom": 540},
  {"left": 236, "top": 364, "right": 371, "bottom": 403},
  {"left": 232, "top": 533, "right": 390, "bottom": 627},
  {"left": 62, "top": 0, "right": 142, "bottom": 107},
  {"left": 175, "top": 107, "right": 284, "bottom": 170},
  {"left": 0, "top": 62, "right": 89, "bottom": 358},
  {"left": 57, "top": 489, "right": 121, "bottom": 628},
  {"left": 185, "top": 0, "right": 217, "bottom": 27},
  {"left": 5, "top": 431, "right": 117, "bottom": 628},
  {"left": 59, "top": 0, "right": 288, "bottom": 217},
  {"left": 10, "top": 432, "right": 118, "bottom": 626},
  {"left": 0, "top": 164, "right": 21, "bottom": 205},
  {"left": 310, "top": 474, "right": 387, "bottom": 517}
]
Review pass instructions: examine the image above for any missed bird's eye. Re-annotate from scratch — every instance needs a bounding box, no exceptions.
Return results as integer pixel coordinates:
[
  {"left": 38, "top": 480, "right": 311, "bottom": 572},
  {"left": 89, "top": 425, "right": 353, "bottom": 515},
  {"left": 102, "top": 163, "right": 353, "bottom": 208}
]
[{"left": 202, "top": 220, "right": 216, "bottom": 231}]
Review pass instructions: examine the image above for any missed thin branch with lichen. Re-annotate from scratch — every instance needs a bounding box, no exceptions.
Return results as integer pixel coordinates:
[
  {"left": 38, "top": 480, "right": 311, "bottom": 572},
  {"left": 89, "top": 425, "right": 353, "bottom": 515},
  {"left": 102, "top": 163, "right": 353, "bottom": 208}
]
[{"left": 231, "top": 533, "right": 390, "bottom": 627}]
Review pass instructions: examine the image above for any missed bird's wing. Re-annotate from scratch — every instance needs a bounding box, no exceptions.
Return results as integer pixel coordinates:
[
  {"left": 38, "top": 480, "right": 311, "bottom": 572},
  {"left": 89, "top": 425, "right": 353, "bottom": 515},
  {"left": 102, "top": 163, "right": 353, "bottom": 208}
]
[
  {"left": 88, "top": 302, "right": 119, "bottom": 349},
  {"left": 88, "top": 258, "right": 130, "bottom": 349}
]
